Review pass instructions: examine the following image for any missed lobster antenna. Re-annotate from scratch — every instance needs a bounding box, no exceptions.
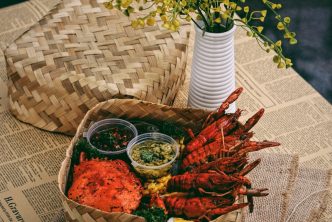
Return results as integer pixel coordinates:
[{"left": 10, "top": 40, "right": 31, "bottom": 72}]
[{"left": 218, "top": 126, "right": 225, "bottom": 158}]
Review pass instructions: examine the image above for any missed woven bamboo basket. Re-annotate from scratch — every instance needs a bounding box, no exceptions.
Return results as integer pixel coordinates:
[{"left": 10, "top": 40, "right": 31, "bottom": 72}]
[
  {"left": 5, "top": 0, "right": 190, "bottom": 135},
  {"left": 58, "top": 99, "right": 243, "bottom": 222}
]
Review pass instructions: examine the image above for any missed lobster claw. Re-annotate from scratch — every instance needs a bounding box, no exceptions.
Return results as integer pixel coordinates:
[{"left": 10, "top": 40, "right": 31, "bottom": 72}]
[
  {"left": 202, "top": 87, "right": 244, "bottom": 128},
  {"left": 239, "top": 187, "right": 269, "bottom": 213},
  {"left": 242, "top": 188, "right": 269, "bottom": 197}
]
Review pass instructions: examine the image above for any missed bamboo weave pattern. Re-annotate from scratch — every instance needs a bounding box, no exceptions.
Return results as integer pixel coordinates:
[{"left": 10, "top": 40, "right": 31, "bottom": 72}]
[
  {"left": 58, "top": 99, "right": 241, "bottom": 222},
  {"left": 5, "top": 0, "right": 190, "bottom": 134}
]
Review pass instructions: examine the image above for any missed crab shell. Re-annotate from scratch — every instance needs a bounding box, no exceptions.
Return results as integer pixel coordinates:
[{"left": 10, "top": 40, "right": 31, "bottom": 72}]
[{"left": 68, "top": 158, "right": 142, "bottom": 213}]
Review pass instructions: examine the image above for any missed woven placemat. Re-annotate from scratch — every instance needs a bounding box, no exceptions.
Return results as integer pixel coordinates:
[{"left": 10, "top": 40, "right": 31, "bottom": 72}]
[{"left": 5, "top": 0, "right": 190, "bottom": 135}]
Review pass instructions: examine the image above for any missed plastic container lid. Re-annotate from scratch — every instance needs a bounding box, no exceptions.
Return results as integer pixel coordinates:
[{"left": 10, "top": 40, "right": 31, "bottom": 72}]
[{"left": 85, "top": 118, "right": 138, "bottom": 155}]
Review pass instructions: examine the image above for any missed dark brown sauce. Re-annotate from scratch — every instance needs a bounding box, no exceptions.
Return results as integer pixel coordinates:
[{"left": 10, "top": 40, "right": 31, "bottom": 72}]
[{"left": 90, "top": 127, "right": 134, "bottom": 151}]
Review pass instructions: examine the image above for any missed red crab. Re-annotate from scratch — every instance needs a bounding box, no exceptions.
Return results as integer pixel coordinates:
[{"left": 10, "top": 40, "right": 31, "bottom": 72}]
[{"left": 68, "top": 154, "right": 142, "bottom": 213}]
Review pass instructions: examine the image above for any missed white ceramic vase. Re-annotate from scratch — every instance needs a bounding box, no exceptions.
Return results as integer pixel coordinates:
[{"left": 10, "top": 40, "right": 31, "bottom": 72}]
[{"left": 188, "top": 23, "right": 236, "bottom": 112}]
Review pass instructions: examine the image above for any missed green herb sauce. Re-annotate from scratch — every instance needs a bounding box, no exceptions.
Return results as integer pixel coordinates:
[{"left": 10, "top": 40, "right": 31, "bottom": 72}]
[{"left": 131, "top": 140, "right": 175, "bottom": 166}]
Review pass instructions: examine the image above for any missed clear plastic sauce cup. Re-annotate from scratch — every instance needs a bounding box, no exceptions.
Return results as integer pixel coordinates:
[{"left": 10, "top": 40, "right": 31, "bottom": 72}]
[
  {"left": 127, "top": 133, "right": 179, "bottom": 178},
  {"left": 85, "top": 118, "right": 138, "bottom": 156}
]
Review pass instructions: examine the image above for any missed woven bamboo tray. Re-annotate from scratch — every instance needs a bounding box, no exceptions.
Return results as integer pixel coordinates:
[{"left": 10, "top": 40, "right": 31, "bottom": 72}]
[
  {"left": 5, "top": 0, "right": 190, "bottom": 135},
  {"left": 58, "top": 99, "right": 242, "bottom": 222}
]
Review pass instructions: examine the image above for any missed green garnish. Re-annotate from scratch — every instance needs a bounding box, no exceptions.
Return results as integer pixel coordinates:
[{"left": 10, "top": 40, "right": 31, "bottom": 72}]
[
  {"left": 131, "top": 141, "right": 174, "bottom": 166},
  {"left": 140, "top": 149, "right": 156, "bottom": 163},
  {"left": 134, "top": 207, "right": 167, "bottom": 222}
]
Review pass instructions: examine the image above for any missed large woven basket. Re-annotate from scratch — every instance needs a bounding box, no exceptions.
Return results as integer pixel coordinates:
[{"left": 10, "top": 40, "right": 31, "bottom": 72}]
[
  {"left": 58, "top": 99, "right": 243, "bottom": 222},
  {"left": 5, "top": 0, "right": 190, "bottom": 135}
]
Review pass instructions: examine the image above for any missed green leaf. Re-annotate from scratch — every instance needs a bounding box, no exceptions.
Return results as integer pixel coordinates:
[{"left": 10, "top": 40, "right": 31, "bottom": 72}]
[
  {"left": 123, "top": 9, "right": 130, "bottom": 16},
  {"left": 289, "top": 38, "right": 298, "bottom": 45},
  {"left": 140, "top": 149, "right": 155, "bottom": 163},
  {"left": 134, "top": 207, "right": 167, "bottom": 222}
]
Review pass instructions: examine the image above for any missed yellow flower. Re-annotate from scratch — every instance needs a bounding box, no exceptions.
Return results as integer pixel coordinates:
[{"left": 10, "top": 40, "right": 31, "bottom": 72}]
[
  {"left": 214, "top": 17, "right": 221, "bottom": 23},
  {"left": 222, "top": 12, "right": 229, "bottom": 20},
  {"left": 273, "top": 55, "right": 280, "bottom": 63},
  {"left": 275, "top": 40, "right": 282, "bottom": 47},
  {"left": 172, "top": 19, "right": 180, "bottom": 27},
  {"left": 163, "top": 22, "right": 171, "bottom": 29},
  {"left": 230, "top": 2, "right": 237, "bottom": 9},
  {"left": 131, "top": 20, "right": 139, "bottom": 28},
  {"left": 257, "top": 26, "right": 264, "bottom": 33},
  {"left": 284, "top": 17, "right": 291, "bottom": 23},
  {"left": 284, "top": 32, "right": 291, "bottom": 39},
  {"left": 138, "top": 18, "right": 145, "bottom": 27},
  {"left": 170, "top": 24, "right": 177, "bottom": 31},
  {"left": 161, "top": 15, "right": 168, "bottom": 22},
  {"left": 185, "top": 15, "right": 191, "bottom": 22},
  {"left": 121, "top": 1, "right": 129, "bottom": 8},
  {"left": 103, "top": 2, "right": 113, "bottom": 9},
  {"left": 261, "top": 10, "right": 267, "bottom": 17},
  {"left": 277, "top": 22, "right": 284, "bottom": 30},
  {"left": 285, "top": 58, "right": 292, "bottom": 65},
  {"left": 244, "top": 6, "right": 249, "bottom": 13},
  {"left": 156, "top": 7, "right": 162, "bottom": 13},
  {"left": 278, "top": 62, "right": 285, "bottom": 69},
  {"left": 146, "top": 17, "right": 156, "bottom": 26}
]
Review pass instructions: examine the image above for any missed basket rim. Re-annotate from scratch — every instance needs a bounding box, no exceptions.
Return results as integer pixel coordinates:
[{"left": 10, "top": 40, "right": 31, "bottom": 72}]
[{"left": 57, "top": 98, "right": 211, "bottom": 220}]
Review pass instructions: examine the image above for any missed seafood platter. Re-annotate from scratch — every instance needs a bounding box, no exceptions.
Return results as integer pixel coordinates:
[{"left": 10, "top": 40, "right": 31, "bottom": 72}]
[{"left": 58, "top": 88, "right": 280, "bottom": 222}]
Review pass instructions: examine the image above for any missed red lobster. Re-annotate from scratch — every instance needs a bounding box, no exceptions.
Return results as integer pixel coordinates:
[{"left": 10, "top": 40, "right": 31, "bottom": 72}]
[
  {"left": 150, "top": 193, "right": 248, "bottom": 222},
  {"left": 159, "top": 88, "right": 279, "bottom": 221},
  {"left": 181, "top": 140, "right": 280, "bottom": 170},
  {"left": 186, "top": 108, "right": 265, "bottom": 154},
  {"left": 186, "top": 110, "right": 242, "bottom": 154},
  {"left": 167, "top": 171, "right": 251, "bottom": 194},
  {"left": 202, "top": 87, "right": 244, "bottom": 128},
  {"left": 164, "top": 195, "right": 246, "bottom": 221}
]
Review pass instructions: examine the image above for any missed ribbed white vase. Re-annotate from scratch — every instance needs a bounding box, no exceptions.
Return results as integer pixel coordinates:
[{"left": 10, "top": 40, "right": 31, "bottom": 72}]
[{"left": 188, "top": 24, "right": 236, "bottom": 112}]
